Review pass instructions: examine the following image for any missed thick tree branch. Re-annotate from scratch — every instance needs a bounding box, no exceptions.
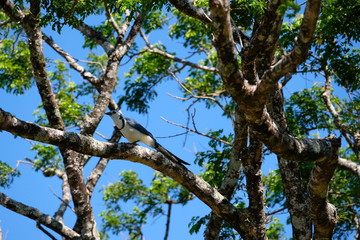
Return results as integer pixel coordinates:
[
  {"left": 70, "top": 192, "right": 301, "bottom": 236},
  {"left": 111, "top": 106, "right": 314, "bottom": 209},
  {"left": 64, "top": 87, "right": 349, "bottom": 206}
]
[
  {"left": 242, "top": 137, "right": 267, "bottom": 239},
  {"left": 338, "top": 158, "right": 360, "bottom": 179},
  {"left": 0, "top": 108, "right": 257, "bottom": 238},
  {"left": 268, "top": 86, "right": 312, "bottom": 239},
  {"left": 308, "top": 157, "right": 338, "bottom": 238},
  {"left": 209, "top": 0, "right": 244, "bottom": 96},
  {"left": 260, "top": 0, "right": 321, "bottom": 86},
  {"left": 242, "top": 0, "right": 285, "bottom": 83},
  {"left": 0, "top": 0, "right": 66, "bottom": 131},
  {"left": 0, "top": 191, "right": 80, "bottom": 239},
  {"left": 168, "top": 0, "right": 212, "bottom": 23},
  {"left": 75, "top": 21, "right": 114, "bottom": 54}
]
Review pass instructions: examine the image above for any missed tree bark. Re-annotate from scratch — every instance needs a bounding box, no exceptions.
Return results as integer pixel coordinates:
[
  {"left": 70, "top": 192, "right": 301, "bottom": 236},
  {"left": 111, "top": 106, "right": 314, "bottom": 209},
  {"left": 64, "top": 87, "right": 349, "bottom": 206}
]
[{"left": 0, "top": 192, "right": 80, "bottom": 239}]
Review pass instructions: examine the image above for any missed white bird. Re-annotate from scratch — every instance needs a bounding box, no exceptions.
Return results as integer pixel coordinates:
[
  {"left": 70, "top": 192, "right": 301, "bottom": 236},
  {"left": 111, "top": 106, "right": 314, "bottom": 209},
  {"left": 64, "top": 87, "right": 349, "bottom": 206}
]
[{"left": 105, "top": 108, "right": 190, "bottom": 166}]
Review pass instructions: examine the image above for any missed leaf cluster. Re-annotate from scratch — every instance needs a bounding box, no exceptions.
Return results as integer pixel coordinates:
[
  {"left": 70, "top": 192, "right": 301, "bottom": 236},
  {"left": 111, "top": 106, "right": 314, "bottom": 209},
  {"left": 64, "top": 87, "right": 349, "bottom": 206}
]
[
  {"left": 100, "top": 170, "right": 191, "bottom": 239},
  {"left": 195, "top": 130, "right": 233, "bottom": 187},
  {"left": 120, "top": 45, "right": 174, "bottom": 114},
  {"left": 30, "top": 144, "right": 62, "bottom": 177},
  {"left": 0, "top": 21, "right": 33, "bottom": 95},
  {"left": 285, "top": 84, "right": 335, "bottom": 137},
  {"left": 0, "top": 161, "right": 20, "bottom": 188}
]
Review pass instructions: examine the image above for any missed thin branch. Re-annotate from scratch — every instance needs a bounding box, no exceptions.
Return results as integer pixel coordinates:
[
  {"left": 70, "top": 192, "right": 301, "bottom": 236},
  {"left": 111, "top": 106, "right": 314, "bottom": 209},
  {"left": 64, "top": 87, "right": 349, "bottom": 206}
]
[
  {"left": 42, "top": 33, "right": 101, "bottom": 86},
  {"left": 75, "top": 21, "right": 114, "bottom": 54},
  {"left": 53, "top": 172, "right": 74, "bottom": 223},
  {"left": 163, "top": 202, "right": 172, "bottom": 240},
  {"left": 160, "top": 116, "right": 233, "bottom": 146},
  {"left": 266, "top": 207, "right": 288, "bottom": 216},
  {"left": 0, "top": 191, "right": 80, "bottom": 239},
  {"left": 322, "top": 70, "right": 359, "bottom": 158},
  {"left": 104, "top": 2, "right": 123, "bottom": 37},
  {"left": 140, "top": 30, "right": 218, "bottom": 73},
  {"left": 36, "top": 223, "right": 58, "bottom": 240},
  {"left": 170, "top": 72, "right": 234, "bottom": 124}
]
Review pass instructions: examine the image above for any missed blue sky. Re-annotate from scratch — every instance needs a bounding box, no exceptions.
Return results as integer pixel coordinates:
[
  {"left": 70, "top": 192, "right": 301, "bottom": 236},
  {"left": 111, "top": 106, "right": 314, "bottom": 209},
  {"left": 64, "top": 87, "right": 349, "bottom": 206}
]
[{"left": 0, "top": 8, "right": 342, "bottom": 240}]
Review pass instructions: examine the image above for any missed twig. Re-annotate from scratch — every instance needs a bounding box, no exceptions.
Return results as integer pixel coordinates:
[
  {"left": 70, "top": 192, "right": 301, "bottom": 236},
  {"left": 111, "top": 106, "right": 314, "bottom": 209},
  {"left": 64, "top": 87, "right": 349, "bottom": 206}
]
[
  {"left": 266, "top": 207, "right": 287, "bottom": 216},
  {"left": 156, "top": 131, "right": 188, "bottom": 139},
  {"left": 139, "top": 29, "right": 217, "bottom": 73},
  {"left": 164, "top": 202, "right": 172, "bottom": 240},
  {"left": 36, "top": 223, "right": 57, "bottom": 240},
  {"left": 160, "top": 116, "right": 233, "bottom": 146},
  {"left": 170, "top": 73, "right": 235, "bottom": 124},
  {"left": 95, "top": 131, "right": 109, "bottom": 141},
  {"left": 49, "top": 186, "right": 75, "bottom": 214}
]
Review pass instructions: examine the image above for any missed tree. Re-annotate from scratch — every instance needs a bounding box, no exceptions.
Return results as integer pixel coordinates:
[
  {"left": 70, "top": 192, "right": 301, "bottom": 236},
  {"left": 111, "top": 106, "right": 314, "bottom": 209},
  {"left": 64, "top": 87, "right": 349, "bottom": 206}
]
[{"left": 0, "top": 0, "right": 359, "bottom": 239}]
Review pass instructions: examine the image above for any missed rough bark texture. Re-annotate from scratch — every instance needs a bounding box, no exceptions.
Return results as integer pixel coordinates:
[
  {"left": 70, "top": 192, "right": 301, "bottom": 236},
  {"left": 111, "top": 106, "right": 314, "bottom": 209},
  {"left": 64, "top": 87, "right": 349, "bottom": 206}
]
[
  {"left": 0, "top": 0, "right": 346, "bottom": 239},
  {"left": 242, "top": 138, "right": 267, "bottom": 239},
  {"left": 0, "top": 109, "right": 257, "bottom": 238},
  {"left": 0, "top": 192, "right": 80, "bottom": 239},
  {"left": 269, "top": 87, "right": 312, "bottom": 239}
]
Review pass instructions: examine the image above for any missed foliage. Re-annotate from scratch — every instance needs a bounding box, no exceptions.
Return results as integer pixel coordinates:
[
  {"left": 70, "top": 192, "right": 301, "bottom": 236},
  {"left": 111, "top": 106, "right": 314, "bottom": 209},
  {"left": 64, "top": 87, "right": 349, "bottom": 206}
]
[
  {"left": 33, "top": 60, "right": 93, "bottom": 127},
  {"left": 0, "top": 161, "right": 20, "bottom": 188},
  {"left": 1, "top": 0, "right": 359, "bottom": 239},
  {"left": 285, "top": 84, "right": 336, "bottom": 137},
  {"left": 120, "top": 44, "right": 174, "bottom": 113},
  {"left": 31, "top": 144, "right": 62, "bottom": 177},
  {"left": 0, "top": 22, "right": 33, "bottom": 94},
  {"left": 195, "top": 130, "right": 233, "bottom": 187},
  {"left": 100, "top": 170, "right": 192, "bottom": 239}
]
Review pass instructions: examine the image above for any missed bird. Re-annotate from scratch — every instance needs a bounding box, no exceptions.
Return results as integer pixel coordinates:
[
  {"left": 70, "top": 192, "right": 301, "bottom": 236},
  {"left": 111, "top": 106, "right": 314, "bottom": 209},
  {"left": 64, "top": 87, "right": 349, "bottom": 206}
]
[{"left": 105, "top": 108, "right": 190, "bottom": 166}]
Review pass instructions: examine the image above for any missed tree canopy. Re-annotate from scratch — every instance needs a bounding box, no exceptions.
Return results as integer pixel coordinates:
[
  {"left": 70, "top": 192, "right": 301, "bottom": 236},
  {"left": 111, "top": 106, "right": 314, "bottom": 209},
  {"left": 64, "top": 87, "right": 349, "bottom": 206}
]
[{"left": 0, "top": 0, "right": 359, "bottom": 239}]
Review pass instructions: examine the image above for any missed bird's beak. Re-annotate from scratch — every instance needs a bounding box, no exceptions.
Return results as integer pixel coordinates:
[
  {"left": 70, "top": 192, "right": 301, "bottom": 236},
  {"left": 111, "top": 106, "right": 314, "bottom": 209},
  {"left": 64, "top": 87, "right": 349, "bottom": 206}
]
[{"left": 105, "top": 111, "right": 111, "bottom": 115}]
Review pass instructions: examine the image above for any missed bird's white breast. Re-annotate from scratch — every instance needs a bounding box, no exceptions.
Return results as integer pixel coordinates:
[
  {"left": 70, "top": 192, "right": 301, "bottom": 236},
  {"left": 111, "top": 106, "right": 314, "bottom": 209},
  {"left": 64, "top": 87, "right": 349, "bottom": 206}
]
[{"left": 121, "top": 124, "right": 156, "bottom": 147}]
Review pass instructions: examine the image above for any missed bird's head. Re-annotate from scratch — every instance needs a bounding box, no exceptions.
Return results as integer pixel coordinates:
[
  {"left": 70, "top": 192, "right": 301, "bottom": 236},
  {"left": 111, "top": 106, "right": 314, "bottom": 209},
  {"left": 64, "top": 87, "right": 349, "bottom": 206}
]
[{"left": 105, "top": 107, "right": 124, "bottom": 120}]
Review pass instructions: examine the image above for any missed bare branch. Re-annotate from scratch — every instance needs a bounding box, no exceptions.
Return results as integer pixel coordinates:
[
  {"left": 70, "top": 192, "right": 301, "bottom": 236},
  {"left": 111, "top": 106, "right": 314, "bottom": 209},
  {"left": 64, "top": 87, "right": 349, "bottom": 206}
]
[
  {"left": 208, "top": 0, "right": 244, "bottom": 96},
  {"left": 338, "top": 157, "right": 360, "bottom": 179},
  {"left": 104, "top": 3, "right": 123, "bottom": 37},
  {"left": 241, "top": 0, "right": 285, "bottom": 83},
  {"left": 0, "top": 191, "right": 80, "bottom": 239},
  {"left": 75, "top": 21, "right": 114, "bottom": 54},
  {"left": 322, "top": 72, "right": 360, "bottom": 158},
  {"left": 53, "top": 173, "right": 74, "bottom": 223},
  {"left": 86, "top": 128, "right": 122, "bottom": 196},
  {"left": 140, "top": 30, "right": 217, "bottom": 73},
  {"left": 160, "top": 116, "right": 233, "bottom": 146},
  {"left": 42, "top": 33, "right": 101, "bottom": 86},
  {"left": 170, "top": 73, "right": 234, "bottom": 123},
  {"left": 36, "top": 223, "right": 57, "bottom": 240}
]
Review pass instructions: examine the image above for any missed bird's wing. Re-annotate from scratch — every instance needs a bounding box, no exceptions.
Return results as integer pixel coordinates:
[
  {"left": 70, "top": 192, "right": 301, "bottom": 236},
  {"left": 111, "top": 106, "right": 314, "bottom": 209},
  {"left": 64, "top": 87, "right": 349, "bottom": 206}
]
[{"left": 125, "top": 118, "right": 155, "bottom": 138}]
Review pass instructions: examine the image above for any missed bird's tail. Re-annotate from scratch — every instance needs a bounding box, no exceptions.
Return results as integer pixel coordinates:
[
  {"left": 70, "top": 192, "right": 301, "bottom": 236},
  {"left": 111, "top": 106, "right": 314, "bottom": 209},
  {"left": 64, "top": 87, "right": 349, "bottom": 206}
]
[{"left": 155, "top": 143, "right": 190, "bottom": 166}]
